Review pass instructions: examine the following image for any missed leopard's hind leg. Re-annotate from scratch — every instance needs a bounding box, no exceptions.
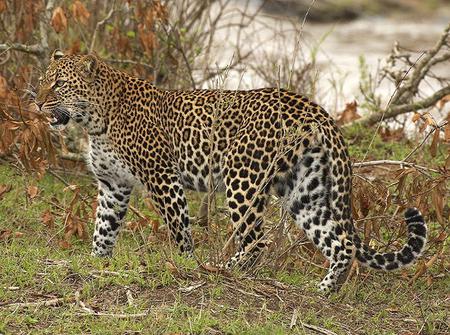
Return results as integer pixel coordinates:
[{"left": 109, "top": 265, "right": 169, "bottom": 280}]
[{"left": 279, "top": 145, "right": 354, "bottom": 292}]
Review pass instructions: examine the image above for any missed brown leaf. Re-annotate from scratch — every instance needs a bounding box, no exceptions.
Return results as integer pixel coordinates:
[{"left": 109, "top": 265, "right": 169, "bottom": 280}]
[
  {"left": 0, "top": 229, "right": 12, "bottom": 240},
  {"left": 433, "top": 231, "right": 448, "bottom": 242},
  {"left": 67, "top": 39, "right": 81, "bottom": 55},
  {"left": 63, "top": 184, "right": 79, "bottom": 192},
  {"left": 424, "top": 114, "right": 436, "bottom": 127},
  {"left": 411, "top": 112, "right": 421, "bottom": 123},
  {"left": 0, "top": 230, "right": 23, "bottom": 240},
  {"left": 0, "top": 184, "right": 12, "bottom": 201},
  {"left": 41, "top": 209, "right": 55, "bottom": 229},
  {"left": 165, "top": 261, "right": 178, "bottom": 274},
  {"left": 71, "top": 0, "right": 90, "bottom": 25},
  {"left": 150, "top": 219, "right": 159, "bottom": 233},
  {"left": 0, "top": 75, "right": 9, "bottom": 99},
  {"left": 27, "top": 185, "right": 39, "bottom": 199},
  {"left": 126, "top": 218, "right": 149, "bottom": 231},
  {"left": 445, "top": 112, "right": 450, "bottom": 143},
  {"left": 51, "top": 7, "right": 68, "bottom": 34},
  {"left": 337, "top": 101, "right": 360, "bottom": 126},
  {"left": 58, "top": 239, "right": 72, "bottom": 249},
  {"left": 411, "top": 251, "right": 441, "bottom": 282},
  {"left": 200, "top": 263, "right": 223, "bottom": 274},
  {"left": 436, "top": 94, "right": 450, "bottom": 110},
  {"left": 431, "top": 186, "right": 445, "bottom": 226},
  {"left": 429, "top": 127, "right": 440, "bottom": 158},
  {"left": 0, "top": 0, "right": 6, "bottom": 13},
  {"left": 410, "top": 259, "right": 427, "bottom": 282}
]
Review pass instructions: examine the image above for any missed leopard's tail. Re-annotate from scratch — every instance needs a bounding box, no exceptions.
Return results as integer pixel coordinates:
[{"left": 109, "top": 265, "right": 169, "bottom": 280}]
[
  {"left": 317, "top": 120, "right": 427, "bottom": 271},
  {"left": 352, "top": 208, "right": 427, "bottom": 270}
]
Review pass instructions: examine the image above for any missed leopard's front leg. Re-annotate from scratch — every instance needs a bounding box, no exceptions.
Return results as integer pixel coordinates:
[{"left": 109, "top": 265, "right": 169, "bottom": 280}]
[{"left": 92, "top": 178, "right": 133, "bottom": 257}]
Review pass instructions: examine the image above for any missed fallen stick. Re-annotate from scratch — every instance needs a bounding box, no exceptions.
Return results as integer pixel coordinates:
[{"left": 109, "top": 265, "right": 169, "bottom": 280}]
[{"left": 1, "top": 297, "right": 67, "bottom": 308}]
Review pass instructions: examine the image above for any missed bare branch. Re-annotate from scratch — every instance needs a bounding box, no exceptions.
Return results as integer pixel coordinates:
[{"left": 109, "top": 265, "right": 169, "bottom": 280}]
[
  {"left": 1, "top": 297, "right": 67, "bottom": 308},
  {"left": 353, "top": 160, "right": 440, "bottom": 175},
  {"left": 392, "top": 23, "right": 450, "bottom": 104},
  {"left": 352, "top": 85, "right": 450, "bottom": 127},
  {"left": 0, "top": 43, "right": 44, "bottom": 56},
  {"left": 39, "top": 0, "right": 56, "bottom": 58},
  {"left": 90, "top": 2, "right": 117, "bottom": 53}
]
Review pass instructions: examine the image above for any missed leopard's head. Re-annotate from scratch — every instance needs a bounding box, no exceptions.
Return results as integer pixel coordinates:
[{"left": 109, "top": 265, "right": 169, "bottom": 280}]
[{"left": 36, "top": 50, "right": 107, "bottom": 134}]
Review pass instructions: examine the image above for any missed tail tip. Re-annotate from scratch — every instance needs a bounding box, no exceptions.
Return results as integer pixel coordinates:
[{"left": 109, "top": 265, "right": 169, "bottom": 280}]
[{"left": 404, "top": 207, "right": 424, "bottom": 226}]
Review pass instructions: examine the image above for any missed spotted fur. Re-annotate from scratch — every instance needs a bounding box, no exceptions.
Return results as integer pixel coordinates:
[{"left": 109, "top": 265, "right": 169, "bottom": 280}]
[{"left": 36, "top": 51, "right": 427, "bottom": 292}]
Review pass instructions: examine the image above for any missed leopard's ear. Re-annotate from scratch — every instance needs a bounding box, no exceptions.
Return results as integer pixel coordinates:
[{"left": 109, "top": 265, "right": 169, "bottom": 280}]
[
  {"left": 51, "top": 49, "right": 65, "bottom": 61},
  {"left": 78, "top": 54, "right": 98, "bottom": 81}
]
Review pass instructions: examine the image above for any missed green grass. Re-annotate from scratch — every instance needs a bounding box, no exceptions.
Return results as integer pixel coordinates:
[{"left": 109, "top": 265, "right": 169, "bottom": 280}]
[{"left": 0, "top": 152, "right": 448, "bottom": 335}]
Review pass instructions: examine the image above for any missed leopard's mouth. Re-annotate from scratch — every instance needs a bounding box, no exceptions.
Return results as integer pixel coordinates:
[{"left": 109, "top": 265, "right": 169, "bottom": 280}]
[{"left": 49, "top": 107, "right": 70, "bottom": 127}]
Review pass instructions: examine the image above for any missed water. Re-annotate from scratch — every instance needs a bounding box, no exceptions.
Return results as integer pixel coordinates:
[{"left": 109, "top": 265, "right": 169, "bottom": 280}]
[{"left": 207, "top": 2, "right": 450, "bottom": 123}]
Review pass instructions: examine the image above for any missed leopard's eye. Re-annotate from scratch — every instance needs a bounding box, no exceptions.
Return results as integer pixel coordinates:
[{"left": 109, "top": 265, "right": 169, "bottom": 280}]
[{"left": 54, "top": 79, "right": 66, "bottom": 88}]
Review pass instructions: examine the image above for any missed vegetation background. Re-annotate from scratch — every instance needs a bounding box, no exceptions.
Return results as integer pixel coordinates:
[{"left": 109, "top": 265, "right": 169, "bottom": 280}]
[{"left": 0, "top": 0, "right": 449, "bottom": 334}]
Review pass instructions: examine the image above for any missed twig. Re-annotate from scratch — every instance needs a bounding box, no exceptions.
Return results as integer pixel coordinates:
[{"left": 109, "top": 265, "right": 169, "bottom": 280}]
[
  {"left": 348, "top": 22, "right": 450, "bottom": 127},
  {"left": 76, "top": 311, "right": 149, "bottom": 318},
  {"left": 58, "top": 152, "right": 84, "bottom": 162},
  {"left": 90, "top": 2, "right": 117, "bottom": 53},
  {"left": 90, "top": 270, "right": 129, "bottom": 277},
  {"left": 1, "top": 297, "right": 67, "bottom": 308},
  {"left": 353, "top": 160, "right": 440, "bottom": 174},
  {"left": 355, "top": 85, "right": 450, "bottom": 127},
  {"left": 39, "top": 0, "right": 56, "bottom": 57},
  {"left": 300, "top": 322, "right": 338, "bottom": 335},
  {"left": 0, "top": 43, "right": 44, "bottom": 56},
  {"left": 75, "top": 290, "right": 148, "bottom": 318},
  {"left": 402, "top": 120, "right": 448, "bottom": 161}
]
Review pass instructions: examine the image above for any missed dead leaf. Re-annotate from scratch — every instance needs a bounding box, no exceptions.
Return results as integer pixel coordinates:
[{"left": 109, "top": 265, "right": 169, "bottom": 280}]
[
  {"left": 63, "top": 184, "right": 79, "bottom": 192},
  {"left": 126, "top": 218, "right": 149, "bottom": 231},
  {"left": 0, "top": 229, "right": 12, "bottom": 240},
  {"left": 27, "top": 185, "right": 39, "bottom": 199},
  {"left": 0, "top": 75, "right": 9, "bottom": 99},
  {"left": 144, "top": 198, "right": 156, "bottom": 213},
  {"left": 431, "top": 186, "right": 445, "bottom": 226},
  {"left": 71, "top": 0, "right": 90, "bottom": 25},
  {"left": 436, "top": 94, "right": 450, "bottom": 110},
  {"left": 411, "top": 251, "right": 441, "bottom": 282},
  {"left": 165, "top": 261, "right": 178, "bottom": 274},
  {"left": 200, "top": 263, "right": 223, "bottom": 273},
  {"left": 51, "top": 7, "right": 67, "bottom": 34},
  {"left": 0, "top": 230, "right": 23, "bottom": 240},
  {"left": 0, "top": 0, "right": 7, "bottom": 13},
  {"left": 424, "top": 113, "right": 436, "bottom": 127},
  {"left": 58, "top": 239, "right": 72, "bottom": 249},
  {"left": 41, "top": 209, "right": 55, "bottom": 229},
  {"left": 0, "top": 184, "right": 12, "bottom": 201},
  {"left": 147, "top": 235, "right": 158, "bottom": 243},
  {"left": 445, "top": 112, "right": 450, "bottom": 143},
  {"left": 434, "top": 231, "right": 448, "bottom": 242},
  {"left": 411, "top": 112, "right": 421, "bottom": 123},
  {"left": 429, "top": 127, "right": 440, "bottom": 157},
  {"left": 150, "top": 219, "right": 159, "bottom": 233},
  {"left": 67, "top": 39, "right": 81, "bottom": 55},
  {"left": 337, "top": 101, "right": 360, "bottom": 126}
]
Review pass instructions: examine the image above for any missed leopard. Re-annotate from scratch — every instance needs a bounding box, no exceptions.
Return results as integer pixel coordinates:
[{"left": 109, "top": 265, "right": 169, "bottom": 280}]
[{"left": 35, "top": 50, "right": 427, "bottom": 292}]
